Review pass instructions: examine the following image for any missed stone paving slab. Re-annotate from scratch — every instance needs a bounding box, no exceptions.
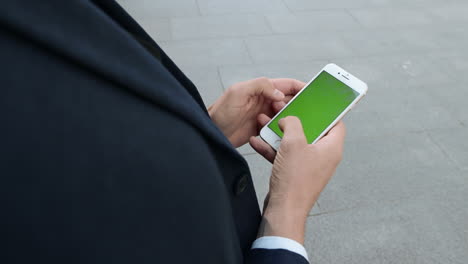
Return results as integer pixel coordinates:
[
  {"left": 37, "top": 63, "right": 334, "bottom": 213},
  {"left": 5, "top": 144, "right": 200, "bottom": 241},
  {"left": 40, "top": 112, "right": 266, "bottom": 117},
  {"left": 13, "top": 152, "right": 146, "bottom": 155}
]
[
  {"left": 245, "top": 34, "right": 355, "bottom": 63},
  {"left": 171, "top": 14, "right": 272, "bottom": 40},
  {"left": 197, "top": 0, "right": 289, "bottom": 15},
  {"left": 159, "top": 39, "right": 252, "bottom": 66},
  {"left": 305, "top": 187, "right": 468, "bottom": 264},
  {"left": 265, "top": 10, "right": 360, "bottom": 34},
  {"left": 117, "top": 0, "right": 199, "bottom": 18},
  {"left": 428, "top": 127, "right": 468, "bottom": 171}
]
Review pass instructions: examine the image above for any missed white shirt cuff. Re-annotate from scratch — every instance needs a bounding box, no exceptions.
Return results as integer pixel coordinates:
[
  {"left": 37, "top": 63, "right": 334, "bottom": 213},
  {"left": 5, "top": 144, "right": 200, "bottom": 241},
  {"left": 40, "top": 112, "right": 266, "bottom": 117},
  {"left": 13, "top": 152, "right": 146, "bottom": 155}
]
[{"left": 251, "top": 236, "right": 309, "bottom": 262}]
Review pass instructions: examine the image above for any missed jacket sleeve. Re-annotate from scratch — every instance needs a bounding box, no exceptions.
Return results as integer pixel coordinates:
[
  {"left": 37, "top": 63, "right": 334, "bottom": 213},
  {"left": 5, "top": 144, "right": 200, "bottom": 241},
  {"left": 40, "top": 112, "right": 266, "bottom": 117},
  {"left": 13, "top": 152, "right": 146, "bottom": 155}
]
[{"left": 246, "top": 249, "right": 309, "bottom": 264}]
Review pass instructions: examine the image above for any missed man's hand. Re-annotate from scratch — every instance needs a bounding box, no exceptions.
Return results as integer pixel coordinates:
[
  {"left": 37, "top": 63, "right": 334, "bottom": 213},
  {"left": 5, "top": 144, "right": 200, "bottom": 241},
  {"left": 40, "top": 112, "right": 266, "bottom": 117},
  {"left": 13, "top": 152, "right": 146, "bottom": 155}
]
[
  {"left": 257, "top": 117, "right": 346, "bottom": 244},
  {"left": 208, "top": 78, "right": 305, "bottom": 148}
]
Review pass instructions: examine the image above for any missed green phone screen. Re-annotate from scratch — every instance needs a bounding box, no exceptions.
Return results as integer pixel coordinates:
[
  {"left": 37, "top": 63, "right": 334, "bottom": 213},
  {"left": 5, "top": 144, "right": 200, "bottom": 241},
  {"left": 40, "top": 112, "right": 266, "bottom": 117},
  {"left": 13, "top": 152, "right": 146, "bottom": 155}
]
[{"left": 268, "top": 71, "right": 359, "bottom": 143}]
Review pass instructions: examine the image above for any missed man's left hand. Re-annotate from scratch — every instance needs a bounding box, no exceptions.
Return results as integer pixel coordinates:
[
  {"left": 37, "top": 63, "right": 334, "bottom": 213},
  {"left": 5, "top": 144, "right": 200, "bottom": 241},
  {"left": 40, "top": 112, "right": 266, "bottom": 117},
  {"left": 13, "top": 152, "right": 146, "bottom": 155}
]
[{"left": 208, "top": 77, "right": 305, "bottom": 148}]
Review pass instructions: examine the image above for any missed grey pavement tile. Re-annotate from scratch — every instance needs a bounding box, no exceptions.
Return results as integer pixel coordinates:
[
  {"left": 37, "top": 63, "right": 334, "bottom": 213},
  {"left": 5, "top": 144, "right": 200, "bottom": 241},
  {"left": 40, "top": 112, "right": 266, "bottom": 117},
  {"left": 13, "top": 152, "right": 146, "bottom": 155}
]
[
  {"left": 426, "top": 3, "right": 468, "bottom": 24},
  {"left": 370, "top": 28, "right": 442, "bottom": 55},
  {"left": 339, "top": 130, "right": 454, "bottom": 176},
  {"left": 385, "top": 54, "right": 458, "bottom": 88},
  {"left": 117, "top": 0, "right": 199, "bottom": 19},
  {"left": 334, "top": 55, "right": 463, "bottom": 132},
  {"left": 171, "top": 14, "right": 272, "bottom": 40},
  {"left": 341, "top": 108, "right": 382, "bottom": 141},
  {"left": 159, "top": 39, "right": 252, "bottom": 67},
  {"left": 219, "top": 61, "right": 327, "bottom": 88},
  {"left": 367, "top": 84, "right": 461, "bottom": 136},
  {"left": 425, "top": 80, "right": 468, "bottom": 125},
  {"left": 319, "top": 165, "right": 462, "bottom": 213},
  {"left": 283, "top": 0, "right": 458, "bottom": 11},
  {"left": 283, "top": 0, "right": 380, "bottom": 10},
  {"left": 427, "top": 127, "right": 468, "bottom": 171},
  {"left": 437, "top": 55, "right": 468, "bottom": 84},
  {"left": 177, "top": 65, "right": 224, "bottom": 107},
  {"left": 306, "top": 188, "right": 468, "bottom": 264},
  {"left": 432, "top": 26, "right": 468, "bottom": 51},
  {"left": 334, "top": 28, "right": 440, "bottom": 58},
  {"left": 134, "top": 18, "right": 171, "bottom": 42},
  {"left": 244, "top": 153, "right": 321, "bottom": 215},
  {"left": 348, "top": 8, "right": 435, "bottom": 29},
  {"left": 197, "top": 0, "right": 289, "bottom": 15},
  {"left": 337, "top": 29, "right": 391, "bottom": 57},
  {"left": 265, "top": 10, "right": 360, "bottom": 34},
  {"left": 339, "top": 27, "right": 444, "bottom": 57},
  {"left": 245, "top": 34, "right": 355, "bottom": 64},
  {"left": 317, "top": 131, "right": 458, "bottom": 211}
]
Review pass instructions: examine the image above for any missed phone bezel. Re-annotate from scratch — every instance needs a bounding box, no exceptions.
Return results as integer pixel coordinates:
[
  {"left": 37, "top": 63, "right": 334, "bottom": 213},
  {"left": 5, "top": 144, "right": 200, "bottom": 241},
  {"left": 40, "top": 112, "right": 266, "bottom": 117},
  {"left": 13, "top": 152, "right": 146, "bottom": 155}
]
[{"left": 259, "top": 63, "right": 368, "bottom": 150}]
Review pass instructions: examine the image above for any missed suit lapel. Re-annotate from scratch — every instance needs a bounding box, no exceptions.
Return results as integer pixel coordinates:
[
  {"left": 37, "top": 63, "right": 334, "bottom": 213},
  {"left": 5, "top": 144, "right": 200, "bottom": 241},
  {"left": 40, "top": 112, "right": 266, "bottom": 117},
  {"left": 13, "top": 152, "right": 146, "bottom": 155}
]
[{"left": 0, "top": 0, "right": 244, "bottom": 162}]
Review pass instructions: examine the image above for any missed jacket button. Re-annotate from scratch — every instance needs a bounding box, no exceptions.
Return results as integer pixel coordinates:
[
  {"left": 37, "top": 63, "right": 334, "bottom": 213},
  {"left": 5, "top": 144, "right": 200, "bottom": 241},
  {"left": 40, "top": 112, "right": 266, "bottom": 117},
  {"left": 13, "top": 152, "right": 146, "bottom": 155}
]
[{"left": 234, "top": 173, "right": 248, "bottom": 195}]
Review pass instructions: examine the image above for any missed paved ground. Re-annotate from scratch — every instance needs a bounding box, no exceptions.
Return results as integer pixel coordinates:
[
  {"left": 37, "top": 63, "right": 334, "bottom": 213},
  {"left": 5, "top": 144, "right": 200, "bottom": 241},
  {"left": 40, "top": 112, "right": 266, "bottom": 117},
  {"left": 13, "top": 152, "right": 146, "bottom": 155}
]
[{"left": 116, "top": 0, "right": 468, "bottom": 263}]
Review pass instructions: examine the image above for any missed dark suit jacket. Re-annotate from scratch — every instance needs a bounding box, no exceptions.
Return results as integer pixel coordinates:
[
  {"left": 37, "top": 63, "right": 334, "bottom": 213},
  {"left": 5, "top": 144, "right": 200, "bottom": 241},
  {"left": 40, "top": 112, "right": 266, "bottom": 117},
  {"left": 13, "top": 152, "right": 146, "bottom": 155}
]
[{"left": 0, "top": 1, "right": 308, "bottom": 263}]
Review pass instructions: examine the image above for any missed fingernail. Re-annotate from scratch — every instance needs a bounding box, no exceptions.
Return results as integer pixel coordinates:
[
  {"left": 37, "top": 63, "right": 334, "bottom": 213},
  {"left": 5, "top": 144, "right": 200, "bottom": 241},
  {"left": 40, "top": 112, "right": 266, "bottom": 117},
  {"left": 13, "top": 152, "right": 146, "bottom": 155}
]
[{"left": 273, "top": 89, "right": 285, "bottom": 99}]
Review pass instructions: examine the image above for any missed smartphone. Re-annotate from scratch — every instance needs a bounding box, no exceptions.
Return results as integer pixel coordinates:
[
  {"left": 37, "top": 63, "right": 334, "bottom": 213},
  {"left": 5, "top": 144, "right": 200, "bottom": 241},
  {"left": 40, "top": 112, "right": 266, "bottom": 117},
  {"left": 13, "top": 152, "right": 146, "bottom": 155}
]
[{"left": 260, "top": 63, "right": 368, "bottom": 150}]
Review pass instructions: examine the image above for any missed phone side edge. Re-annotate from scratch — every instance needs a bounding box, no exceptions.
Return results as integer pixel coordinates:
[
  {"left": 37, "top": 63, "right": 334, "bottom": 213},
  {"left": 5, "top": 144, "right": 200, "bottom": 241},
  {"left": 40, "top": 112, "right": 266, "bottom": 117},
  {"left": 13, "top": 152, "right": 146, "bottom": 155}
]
[{"left": 259, "top": 126, "right": 280, "bottom": 151}]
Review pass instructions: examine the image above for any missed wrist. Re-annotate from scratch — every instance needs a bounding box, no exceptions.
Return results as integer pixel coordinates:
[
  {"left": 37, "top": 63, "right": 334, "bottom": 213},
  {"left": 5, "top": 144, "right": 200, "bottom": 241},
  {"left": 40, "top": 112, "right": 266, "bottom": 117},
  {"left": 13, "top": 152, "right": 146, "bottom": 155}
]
[{"left": 259, "top": 204, "right": 308, "bottom": 244}]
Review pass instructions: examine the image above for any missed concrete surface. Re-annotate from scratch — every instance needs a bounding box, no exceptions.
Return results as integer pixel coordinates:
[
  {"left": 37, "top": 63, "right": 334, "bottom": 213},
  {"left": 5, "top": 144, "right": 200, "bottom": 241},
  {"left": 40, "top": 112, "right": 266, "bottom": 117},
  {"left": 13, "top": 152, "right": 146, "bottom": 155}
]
[{"left": 116, "top": 0, "right": 467, "bottom": 263}]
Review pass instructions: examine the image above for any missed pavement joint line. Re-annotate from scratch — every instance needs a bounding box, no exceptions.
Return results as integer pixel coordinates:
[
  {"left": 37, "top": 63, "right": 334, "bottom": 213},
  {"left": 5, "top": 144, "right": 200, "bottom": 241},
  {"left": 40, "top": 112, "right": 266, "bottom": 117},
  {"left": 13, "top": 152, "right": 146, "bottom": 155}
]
[
  {"left": 280, "top": 0, "right": 293, "bottom": 13},
  {"left": 194, "top": 0, "right": 203, "bottom": 16},
  {"left": 343, "top": 8, "right": 365, "bottom": 28},
  {"left": 242, "top": 39, "right": 256, "bottom": 65},
  {"left": 262, "top": 15, "right": 275, "bottom": 34},
  {"left": 308, "top": 195, "right": 415, "bottom": 218},
  {"left": 315, "top": 201, "right": 322, "bottom": 213},
  {"left": 424, "top": 130, "right": 462, "bottom": 171}
]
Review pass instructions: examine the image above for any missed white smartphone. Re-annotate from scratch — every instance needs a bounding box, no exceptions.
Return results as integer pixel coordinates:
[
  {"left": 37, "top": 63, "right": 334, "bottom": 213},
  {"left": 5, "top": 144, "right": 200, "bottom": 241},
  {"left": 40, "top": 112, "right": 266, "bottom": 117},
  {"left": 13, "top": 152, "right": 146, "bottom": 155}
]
[{"left": 260, "top": 63, "right": 368, "bottom": 150}]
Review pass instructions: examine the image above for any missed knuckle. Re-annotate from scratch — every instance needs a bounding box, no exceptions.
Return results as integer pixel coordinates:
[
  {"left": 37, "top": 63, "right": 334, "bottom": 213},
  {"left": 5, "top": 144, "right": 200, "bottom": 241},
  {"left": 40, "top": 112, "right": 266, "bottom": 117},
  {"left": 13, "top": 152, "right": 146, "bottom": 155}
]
[
  {"left": 227, "top": 83, "right": 240, "bottom": 93},
  {"left": 255, "top": 77, "right": 273, "bottom": 90},
  {"left": 256, "top": 76, "right": 270, "bottom": 84}
]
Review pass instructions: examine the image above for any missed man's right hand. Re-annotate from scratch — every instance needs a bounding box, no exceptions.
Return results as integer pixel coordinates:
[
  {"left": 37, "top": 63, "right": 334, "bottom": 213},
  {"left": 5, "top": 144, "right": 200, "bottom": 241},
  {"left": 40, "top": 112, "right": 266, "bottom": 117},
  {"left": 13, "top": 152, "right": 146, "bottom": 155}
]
[{"left": 253, "top": 116, "right": 346, "bottom": 244}]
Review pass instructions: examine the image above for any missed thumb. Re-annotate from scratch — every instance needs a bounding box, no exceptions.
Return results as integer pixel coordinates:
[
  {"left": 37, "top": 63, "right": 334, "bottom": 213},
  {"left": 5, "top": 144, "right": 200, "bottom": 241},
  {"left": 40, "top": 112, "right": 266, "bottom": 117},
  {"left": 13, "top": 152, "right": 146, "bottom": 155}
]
[
  {"left": 250, "top": 77, "right": 285, "bottom": 101},
  {"left": 278, "top": 116, "right": 307, "bottom": 145}
]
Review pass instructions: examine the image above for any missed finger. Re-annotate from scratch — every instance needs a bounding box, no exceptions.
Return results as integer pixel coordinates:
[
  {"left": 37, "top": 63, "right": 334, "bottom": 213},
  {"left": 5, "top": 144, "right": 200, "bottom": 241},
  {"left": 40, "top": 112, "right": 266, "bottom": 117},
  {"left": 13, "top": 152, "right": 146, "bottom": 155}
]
[
  {"left": 249, "top": 136, "right": 276, "bottom": 163},
  {"left": 256, "top": 113, "right": 271, "bottom": 134},
  {"left": 271, "top": 95, "right": 293, "bottom": 114},
  {"left": 271, "top": 95, "right": 294, "bottom": 114},
  {"left": 272, "top": 101, "right": 286, "bottom": 113},
  {"left": 271, "top": 78, "right": 306, "bottom": 96},
  {"left": 257, "top": 113, "right": 271, "bottom": 127},
  {"left": 250, "top": 77, "right": 285, "bottom": 102},
  {"left": 278, "top": 116, "right": 307, "bottom": 145}
]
